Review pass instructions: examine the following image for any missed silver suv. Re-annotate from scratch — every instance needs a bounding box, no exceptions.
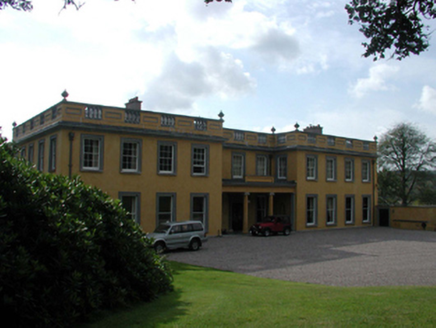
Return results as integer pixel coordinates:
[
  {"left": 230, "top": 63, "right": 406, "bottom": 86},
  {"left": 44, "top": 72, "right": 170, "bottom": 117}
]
[{"left": 148, "top": 221, "right": 208, "bottom": 253}]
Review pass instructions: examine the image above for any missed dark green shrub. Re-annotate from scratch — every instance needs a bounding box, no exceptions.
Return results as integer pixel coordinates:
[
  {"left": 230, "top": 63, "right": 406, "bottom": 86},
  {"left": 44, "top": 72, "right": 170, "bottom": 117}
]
[{"left": 0, "top": 139, "right": 173, "bottom": 327}]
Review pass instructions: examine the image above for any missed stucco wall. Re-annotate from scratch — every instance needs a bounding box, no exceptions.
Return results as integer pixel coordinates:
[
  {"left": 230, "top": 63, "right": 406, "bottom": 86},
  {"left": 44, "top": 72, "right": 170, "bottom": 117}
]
[{"left": 390, "top": 206, "right": 436, "bottom": 231}]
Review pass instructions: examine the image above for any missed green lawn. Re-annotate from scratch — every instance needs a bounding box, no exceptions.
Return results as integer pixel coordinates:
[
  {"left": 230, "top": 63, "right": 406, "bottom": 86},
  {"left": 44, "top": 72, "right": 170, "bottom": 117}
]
[{"left": 82, "top": 261, "right": 436, "bottom": 328}]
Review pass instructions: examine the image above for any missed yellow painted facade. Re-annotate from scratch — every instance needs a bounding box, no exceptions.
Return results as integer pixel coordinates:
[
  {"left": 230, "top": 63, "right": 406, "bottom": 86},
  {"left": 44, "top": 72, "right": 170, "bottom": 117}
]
[{"left": 13, "top": 97, "right": 377, "bottom": 235}]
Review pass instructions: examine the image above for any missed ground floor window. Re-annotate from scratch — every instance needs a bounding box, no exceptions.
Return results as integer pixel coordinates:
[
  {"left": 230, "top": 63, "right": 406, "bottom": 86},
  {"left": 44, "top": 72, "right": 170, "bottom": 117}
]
[
  {"left": 191, "top": 193, "right": 208, "bottom": 230},
  {"left": 306, "top": 195, "right": 317, "bottom": 226},
  {"left": 362, "top": 195, "right": 371, "bottom": 223},
  {"left": 345, "top": 195, "right": 355, "bottom": 224},
  {"left": 326, "top": 195, "right": 336, "bottom": 225},
  {"left": 157, "top": 193, "right": 175, "bottom": 225},
  {"left": 119, "top": 192, "right": 141, "bottom": 224}
]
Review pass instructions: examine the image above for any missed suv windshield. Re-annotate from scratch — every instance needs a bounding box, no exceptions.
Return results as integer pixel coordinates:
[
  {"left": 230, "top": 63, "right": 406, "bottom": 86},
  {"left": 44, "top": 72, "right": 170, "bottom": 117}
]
[{"left": 154, "top": 224, "right": 170, "bottom": 233}]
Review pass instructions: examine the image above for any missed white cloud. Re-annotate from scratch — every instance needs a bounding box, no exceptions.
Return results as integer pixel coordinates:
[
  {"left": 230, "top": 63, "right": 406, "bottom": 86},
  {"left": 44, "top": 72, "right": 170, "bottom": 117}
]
[
  {"left": 142, "top": 48, "right": 256, "bottom": 111},
  {"left": 349, "top": 64, "right": 399, "bottom": 98},
  {"left": 414, "top": 85, "right": 436, "bottom": 115}
]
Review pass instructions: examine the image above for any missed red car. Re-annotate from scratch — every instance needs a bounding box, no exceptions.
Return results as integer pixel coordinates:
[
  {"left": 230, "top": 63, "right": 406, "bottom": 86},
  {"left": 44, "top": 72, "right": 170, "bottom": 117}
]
[{"left": 249, "top": 215, "right": 292, "bottom": 237}]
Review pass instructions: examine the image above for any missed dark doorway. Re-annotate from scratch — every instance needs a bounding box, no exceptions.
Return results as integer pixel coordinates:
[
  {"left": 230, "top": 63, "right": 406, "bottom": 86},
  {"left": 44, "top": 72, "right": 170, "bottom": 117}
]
[
  {"left": 379, "top": 208, "right": 390, "bottom": 227},
  {"left": 231, "top": 202, "right": 243, "bottom": 232}
]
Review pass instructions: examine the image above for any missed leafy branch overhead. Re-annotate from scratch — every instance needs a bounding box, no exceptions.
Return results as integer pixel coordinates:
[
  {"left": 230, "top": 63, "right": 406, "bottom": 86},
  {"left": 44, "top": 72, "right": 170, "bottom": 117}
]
[{"left": 346, "top": 0, "right": 436, "bottom": 60}]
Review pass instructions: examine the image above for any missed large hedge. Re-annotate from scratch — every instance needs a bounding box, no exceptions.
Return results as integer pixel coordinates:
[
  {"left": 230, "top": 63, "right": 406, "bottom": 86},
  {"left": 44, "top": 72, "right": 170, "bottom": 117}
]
[{"left": 0, "top": 139, "right": 173, "bottom": 327}]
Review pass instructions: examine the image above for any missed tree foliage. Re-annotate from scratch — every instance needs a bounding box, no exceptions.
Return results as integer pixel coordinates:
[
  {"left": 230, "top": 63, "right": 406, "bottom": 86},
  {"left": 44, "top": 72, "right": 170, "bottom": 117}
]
[
  {"left": 0, "top": 138, "right": 173, "bottom": 328},
  {"left": 377, "top": 123, "right": 436, "bottom": 206},
  {"left": 346, "top": 0, "right": 436, "bottom": 60}
]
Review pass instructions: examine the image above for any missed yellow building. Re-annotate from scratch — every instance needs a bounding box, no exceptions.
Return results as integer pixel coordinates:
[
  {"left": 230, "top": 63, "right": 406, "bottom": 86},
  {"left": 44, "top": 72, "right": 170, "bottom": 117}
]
[{"left": 12, "top": 96, "right": 377, "bottom": 235}]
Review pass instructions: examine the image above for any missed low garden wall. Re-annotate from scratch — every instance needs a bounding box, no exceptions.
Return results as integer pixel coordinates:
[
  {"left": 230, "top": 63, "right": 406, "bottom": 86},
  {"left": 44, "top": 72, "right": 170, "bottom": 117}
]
[{"left": 390, "top": 206, "right": 436, "bottom": 231}]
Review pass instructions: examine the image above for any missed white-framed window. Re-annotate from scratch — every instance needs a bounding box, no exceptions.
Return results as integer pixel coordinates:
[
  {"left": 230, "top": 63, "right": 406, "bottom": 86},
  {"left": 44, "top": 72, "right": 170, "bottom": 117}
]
[
  {"left": 306, "top": 155, "right": 317, "bottom": 180},
  {"left": 191, "top": 193, "right": 208, "bottom": 230},
  {"left": 37, "top": 139, "right": 45, "bottom": 171},
  {"left": 306, "top": 195, "right": 317, "bottom": 226},
  {"left": 326, "top": 195, "right": 336, "bottom": 225},
  {"left": 49, "top": 135, "right": 57, "bottom": 172},
  {"left": 346, "top": 139, "right": 353, "bottom": 148},
  {"left": 157, "top": 193, "right": 175, "bottom": 226},
  {"left": 326, "top": 157, "right": 336, "bottom": 181},
  {"left": 277, "top": 156, "right": 287, "bottom": 179},
  {"left": 158, "top": 141, "right": 177, "bottom": 174},
  {"left": 362, "top": 195, "right": 371, "bottom": 223},
  {"left": 256, "top": 155, "right": 268, "bottom": 176},
  {"left": 192, "top": 145, "right": 208, "bottom": 176},
  {"left": 258, "top": 134, "right": 267, "bottom": 144},
  {"left": 327, "top": 136, "right": 335, "bottom": 146},
  {"left": 119, "top": 192, "right": 141, "bottom": 224},
  {"left": 345, "top": 195, "right": 355, "bottom": 224},
  {"left": 81, "top": 135, "right": 104, "bottom": 171},
  {"left": 345, "top": 158, "right": 354, "bottom": 182},
  {"left": 121, "top": 138, "right": 141, "bottom": 173},
  {"left": 232, "top": 153, "right": 244, "bottom": 179},
  {"left": 362, "top": 160, "right": 370, "bottom": 182}
]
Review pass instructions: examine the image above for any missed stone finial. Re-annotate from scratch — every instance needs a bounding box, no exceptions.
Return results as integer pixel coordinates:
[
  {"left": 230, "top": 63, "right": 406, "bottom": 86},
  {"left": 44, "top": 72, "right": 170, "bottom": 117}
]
[
  {"left": 294, "top": 122, "right": 300, "bottom": 131},
  {"left": 374, "top": 136, "right": 378, "bottom": 142},
  {"left": 218, "top": 111, "right": 224, "bottom": 121},
  {"left": 271, "top": 126, "right": 276, "bottom": 134},
  {"left": 62, "top": 90, "right": 69, "bottom": 101}
]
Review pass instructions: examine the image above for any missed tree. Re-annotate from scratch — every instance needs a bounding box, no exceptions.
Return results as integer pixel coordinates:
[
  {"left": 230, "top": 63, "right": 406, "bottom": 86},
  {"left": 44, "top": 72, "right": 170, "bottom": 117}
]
[
  {"left": 0, "top": 138, "right": 173, "bottom": 327},
  {"left": 377, "top": 123, "right": 436, "bottom": 206},
  {"left": 346, "top": 0, "right": 436, "bottom": 61}
]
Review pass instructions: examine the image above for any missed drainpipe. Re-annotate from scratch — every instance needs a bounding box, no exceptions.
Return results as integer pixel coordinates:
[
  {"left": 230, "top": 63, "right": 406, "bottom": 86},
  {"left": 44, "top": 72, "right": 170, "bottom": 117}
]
[{"left": 68, "top": 132, "right": 74, "bottom": 178}]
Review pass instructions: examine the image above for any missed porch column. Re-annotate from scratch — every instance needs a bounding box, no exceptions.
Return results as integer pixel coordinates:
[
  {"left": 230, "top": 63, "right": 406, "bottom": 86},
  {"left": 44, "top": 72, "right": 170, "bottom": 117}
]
[
  {"left": 268, "top": 192, "right": 275, "bottom": 216},
  {"left": 243, "top": 192, "right": 250, "bottom": 233}
]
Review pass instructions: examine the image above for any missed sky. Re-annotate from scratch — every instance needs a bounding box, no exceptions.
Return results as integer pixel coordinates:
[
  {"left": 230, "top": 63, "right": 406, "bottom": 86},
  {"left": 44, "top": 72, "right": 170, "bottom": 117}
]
[{"left": 1, "top": 0, "right": 436, "bottom": 142}]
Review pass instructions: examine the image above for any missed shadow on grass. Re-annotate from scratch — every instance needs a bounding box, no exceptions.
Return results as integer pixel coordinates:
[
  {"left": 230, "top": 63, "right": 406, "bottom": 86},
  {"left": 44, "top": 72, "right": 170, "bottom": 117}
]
[{"left": 79, "top": 262, "right": 209, "bottom": 328}]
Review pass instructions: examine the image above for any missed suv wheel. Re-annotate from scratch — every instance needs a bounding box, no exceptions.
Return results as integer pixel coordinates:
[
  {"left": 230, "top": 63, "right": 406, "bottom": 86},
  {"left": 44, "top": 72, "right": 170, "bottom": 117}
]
[
  {"left": 263, "top": 229, "right": 271, "bottom": 237},
  {"left": 283, "top": 227, "right": 291, "bottom": 236},
  {"left": 190, "top": 239, "right": 201, "bottom": 251},
  {"left": 154, "top": 242, "right": 166, "bottom": 254}
]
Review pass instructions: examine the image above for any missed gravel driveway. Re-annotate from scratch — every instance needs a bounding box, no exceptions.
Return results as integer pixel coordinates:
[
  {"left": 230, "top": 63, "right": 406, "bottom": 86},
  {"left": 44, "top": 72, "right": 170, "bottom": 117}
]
[{"left": 166, "top": 227, "right": 436, "bottom": 287}]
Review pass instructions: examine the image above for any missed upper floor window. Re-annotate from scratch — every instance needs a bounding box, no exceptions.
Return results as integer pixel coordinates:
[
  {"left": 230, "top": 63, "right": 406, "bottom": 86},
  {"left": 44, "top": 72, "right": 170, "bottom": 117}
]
[
  {"left": 362, "top": 160, "right": 370, "bottom": 182},
  {"left": 232, "top": 153, "right": 245, "bottom": 179},
  {"left": 277, "top": 156, "right": 287, "bottom": 180},
  {"left": 326, "top": 157, "right": 336, "bottom": 181},
  {"left": 278, "top": 135, "right": 286, "bottom": 144},
  {"left": 121, "top": 138, "right": 142, "bottom": 173},
  {"left": 28, "top": 144, "right": 34, "bottom": 164},
  {"left": 40, "top": 113, "right": 45, "bottom": 125},
  {"left": 81, "top": 135, "right": 104, "bottom": 171},
  {"left": 158, "top": 141, "right": 177, "bottom": 174},
  {"left": 192, "top": 145, "right": 208, "bottom": 176},
  {"left": 306, "top": 155, "right": 317, "bottom": 180},
  {"left": 37, "top": 140, "right": 44, "bottom": 171},
  {"left": 346, "top": 139, "right": 353, "bottom": 148},
  {"left": 49, "top": 136, "right": 57, "bottom": 172},
  {"left": 85, "top": 106, "right": 102, "bottom": 120},
  {"left": 345, "top": 158, "right": 354, "bottom": 182},
  {"left": 256, "top": 155, "right": 268, "bottom": 176}
]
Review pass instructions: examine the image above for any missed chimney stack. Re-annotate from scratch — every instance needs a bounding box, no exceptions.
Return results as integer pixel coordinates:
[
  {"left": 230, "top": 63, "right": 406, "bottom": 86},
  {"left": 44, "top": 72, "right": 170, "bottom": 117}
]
[{"left": 125, "top": 97, "right": 142, "bottom": 110}]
